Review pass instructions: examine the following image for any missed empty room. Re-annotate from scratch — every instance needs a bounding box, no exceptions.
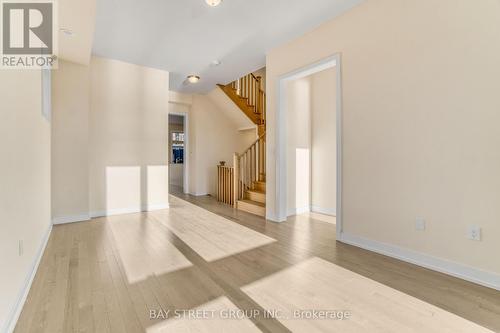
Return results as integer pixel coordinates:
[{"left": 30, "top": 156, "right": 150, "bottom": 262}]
[{"left": 1, "top": 0, "right": 499, "bottom": 332}]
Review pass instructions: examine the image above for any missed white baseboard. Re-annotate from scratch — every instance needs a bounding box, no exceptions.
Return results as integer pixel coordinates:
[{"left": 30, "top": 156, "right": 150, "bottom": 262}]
[
  {"left": 310, "top": 206, "right": 336, "bottom": 216},
  {"left": 144, "top": 203, "right": 170, "bottom": 211},
  {"left": 190, "top": 192, "right": 209, "bottom": 197},
  {"left": 52, "top": 214, "right": 90, "bottom": 225},
  {"left": 287, "top": 206, "right": 337, "bottom": 217},
  {"left": 339, "top": 232, "right": 500, "bottom": 291},
  {"left": 287, "top": 206, "right": 310, "bottom": 217},
  {"left": 90, "top": 203, "right": 169, "bottom": 218},
  {"left": 4, "top": 223, "right": 52, "bottom": 333}
]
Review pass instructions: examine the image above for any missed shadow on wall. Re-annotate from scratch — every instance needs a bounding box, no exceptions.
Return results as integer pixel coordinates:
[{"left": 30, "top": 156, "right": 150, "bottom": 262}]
[{"left": 102, "top": 165, "right": 169, "bottom": 216}]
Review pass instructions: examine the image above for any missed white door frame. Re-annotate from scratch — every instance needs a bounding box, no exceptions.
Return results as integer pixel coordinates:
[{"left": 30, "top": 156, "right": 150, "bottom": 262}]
[
  {"left": 274, "top": 53, "right": 343, "bottom": 236},
  {"left": 169, "top": 110, "right": 190, "bottom": 194}
]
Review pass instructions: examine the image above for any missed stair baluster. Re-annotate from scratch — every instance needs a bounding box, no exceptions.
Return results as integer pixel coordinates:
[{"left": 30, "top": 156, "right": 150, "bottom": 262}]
[{"left": 217, "top": 71, "right": 267, "bottom": 216}]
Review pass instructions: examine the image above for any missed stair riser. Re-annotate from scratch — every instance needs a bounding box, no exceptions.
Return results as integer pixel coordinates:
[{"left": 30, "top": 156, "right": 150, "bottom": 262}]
[
  {"left": 238, "top": 201, "right": 266, "bottom": 217},
  {"left": 246, "top": 191, "right": 265, "bottom": 204},
  {"left": 254, "top": 183, "right": 266, "bottom": 192}
]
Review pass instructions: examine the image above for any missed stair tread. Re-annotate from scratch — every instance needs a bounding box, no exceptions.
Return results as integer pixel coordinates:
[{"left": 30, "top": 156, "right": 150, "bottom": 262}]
[{"left": 238, "top": 199, "right": 265, "bottom": 207}]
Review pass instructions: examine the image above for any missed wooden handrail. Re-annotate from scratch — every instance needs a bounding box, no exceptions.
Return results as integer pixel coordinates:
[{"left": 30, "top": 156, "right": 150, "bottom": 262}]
[
  {"left": 218, "top": 71, "right": 267, "bottom": 208},
  {"left": 233, "top": 132, "right": 266, "bottom": 205},
  {"left": 228, "top": 73, "right": 266, "bottom": 126},
  {"left": 239, "top": 132, "right": 266, "bottom": 157}
]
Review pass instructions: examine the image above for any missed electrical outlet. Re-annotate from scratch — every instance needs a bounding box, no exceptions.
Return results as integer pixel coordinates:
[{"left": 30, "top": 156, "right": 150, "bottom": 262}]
[
  {"left": 415, "top": 217, "right": 426, "bottom": 231},
  {"left": 467, "top": 226, "right": 482, "bottom": 241},
  {"left": 19, "top": 240, "right": 24, "bottom": 256}
]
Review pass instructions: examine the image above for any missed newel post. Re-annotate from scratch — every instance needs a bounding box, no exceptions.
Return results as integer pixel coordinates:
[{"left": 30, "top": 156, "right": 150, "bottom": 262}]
[{"left": 233, "top": 153, "right": 239, "bottom": 208}]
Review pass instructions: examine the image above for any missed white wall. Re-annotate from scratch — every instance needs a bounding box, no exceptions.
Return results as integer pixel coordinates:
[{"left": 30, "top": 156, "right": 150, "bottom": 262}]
[
  {"left": 0, "top": 70, "right": 51, "bottom": 331},
  {"left": 51, "top": 60, "right": 90, "bottom": 222},
  {"left": 266, "top": 0, "right": 500, "bottom": 278},
  {"left": 89, "top": 56, "right": 170, "bottom": 215}
]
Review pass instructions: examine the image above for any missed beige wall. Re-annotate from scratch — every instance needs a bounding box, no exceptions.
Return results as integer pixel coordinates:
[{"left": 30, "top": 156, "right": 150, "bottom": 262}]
[
  {"left": 51, "top": 60, "right": 90, "bottom": 221},
  {"left": 89, "top": 57, "right": 170, "bottom": 214},
  {"left": 267, "top": 0, "right": 500, "bottom": 275},
  {"left": 189, "top": 94, "right": 256, "bottom": 196},
  {"left": 0, "top": 70, "right": 51, "bottom": 331},
  {"left": 286, "top": 77, "right": 312, "bottom": 215},
  {"left": 285, "top": 68, "right": 337, "bottom": 216},
  {"left": 311, "top": 67, "right": 337, "bottom": 215}
]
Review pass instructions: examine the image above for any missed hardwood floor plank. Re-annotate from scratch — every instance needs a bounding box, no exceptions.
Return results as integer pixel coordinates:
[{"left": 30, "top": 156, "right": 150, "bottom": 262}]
[{"left": 14, "top": 192, "right": 500, "bottom": 333}]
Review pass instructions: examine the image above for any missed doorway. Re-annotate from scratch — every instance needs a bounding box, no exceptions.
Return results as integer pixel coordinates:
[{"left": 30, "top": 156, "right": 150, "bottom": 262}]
[
  {"left": 275, "top": 54, "right": 342, "bottom": 235},
  {"left": 168, "top": 112, "right": 189, "bottom": 194}
]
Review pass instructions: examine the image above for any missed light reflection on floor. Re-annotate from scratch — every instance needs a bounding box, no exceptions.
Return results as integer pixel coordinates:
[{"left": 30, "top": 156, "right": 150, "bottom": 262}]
[
  {"left": 107, "top": 213, "right": 193, "bottom": 284},
  {"left": 149, "top": 196, "right": 276, "bottom": 262},
  {"left": 146, "top": 296, "right": 261, "bottom": 333},
  {"left": 242, "top": 257, "right": 493, "bottom": 333}
]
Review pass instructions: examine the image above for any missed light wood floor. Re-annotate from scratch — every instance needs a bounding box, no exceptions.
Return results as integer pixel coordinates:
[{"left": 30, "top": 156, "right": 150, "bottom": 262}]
[{"left": 15, "top": 190, "right": 500, "bottom": 332}]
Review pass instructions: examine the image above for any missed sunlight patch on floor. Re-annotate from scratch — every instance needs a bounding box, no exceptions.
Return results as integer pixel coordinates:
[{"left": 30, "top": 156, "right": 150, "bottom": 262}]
[
  {"left": 241, "top": 257, "right": 493, "bottom": 333},
  {"left": 149, "top": 195, "right": 276, "bottom": 262},
  {"left": 146, "top": 296, "right": 261, "bottom": 333},
  {"left": 108, "top": 213, "right": 192, "bottom": 284}
]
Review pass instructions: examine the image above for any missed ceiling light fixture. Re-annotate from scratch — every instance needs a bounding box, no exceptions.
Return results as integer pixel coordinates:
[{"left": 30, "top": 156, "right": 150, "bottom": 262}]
[
  {"left": 205, "top": 0, "right": 222, "bottom": 7},
  {"left": 187, "top": 75, "right": 201, "bottom": 83}
]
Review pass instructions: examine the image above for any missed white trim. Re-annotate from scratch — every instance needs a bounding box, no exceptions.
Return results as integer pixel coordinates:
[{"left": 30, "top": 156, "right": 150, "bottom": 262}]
[
  {"left": 310, "top": 206, "right": 336, "bottom": 216},
  {"left": 287, "top": 206, "right": 311, "bottom": 217},
  {"left": 4, "top": 224, "right": 52, "bottom": 333},
  {"left": 287, "top": 205, "right": 337, "bottom": 217},
  {"left": 91, "top": 208, "right": 140, "bottom": 218},
  {"left": 52, "top": 214, "right": 90, "bottom": 225},
  {"left": 90, "top": 203, "right": 170, "bottom": 218},
  {"left": 339, "top": 232, "right": 500, "bottom": 291},
  {"left": 238, "top": 126, "right": 257, "bottom": 132},
  {"left": 145, "top": 203, "right": 170, "bottom": 211},
  {"left": 272, "top": 53, "right": 342, "bottom": 231},
  {"left": 189, "top": 192, "right": 210, "bottom": 197}
]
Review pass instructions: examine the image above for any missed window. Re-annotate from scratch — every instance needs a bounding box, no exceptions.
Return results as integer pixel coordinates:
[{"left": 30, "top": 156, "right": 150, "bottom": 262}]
[
  {"left": 172, "top": 132, "right": 185, "bottom": 142},
  {"left": 171, "top": 132, "right": 184, "bottom": 164}
]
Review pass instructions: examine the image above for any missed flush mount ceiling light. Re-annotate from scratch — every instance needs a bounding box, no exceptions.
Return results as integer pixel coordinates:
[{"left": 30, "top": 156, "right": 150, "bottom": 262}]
[
  {"left": 187, "top": 75, "right": 201, "bottom": 83},
  {"left": 205, "top": 0, "right": 222, "bottom": 7}
]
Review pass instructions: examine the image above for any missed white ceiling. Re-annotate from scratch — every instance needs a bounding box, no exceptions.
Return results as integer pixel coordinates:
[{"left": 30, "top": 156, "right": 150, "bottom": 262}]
[{"left": 92, "top": 0, "right": 363, "bottom": 93}]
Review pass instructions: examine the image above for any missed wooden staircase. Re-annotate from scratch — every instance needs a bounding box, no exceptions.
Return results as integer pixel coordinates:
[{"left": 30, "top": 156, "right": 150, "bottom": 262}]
[
  {"left": 217, "top": 73, "right": 266, "bottom": 135},
  {"left": 217, "top": 73, "right": 267, "bottom": 217}
]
